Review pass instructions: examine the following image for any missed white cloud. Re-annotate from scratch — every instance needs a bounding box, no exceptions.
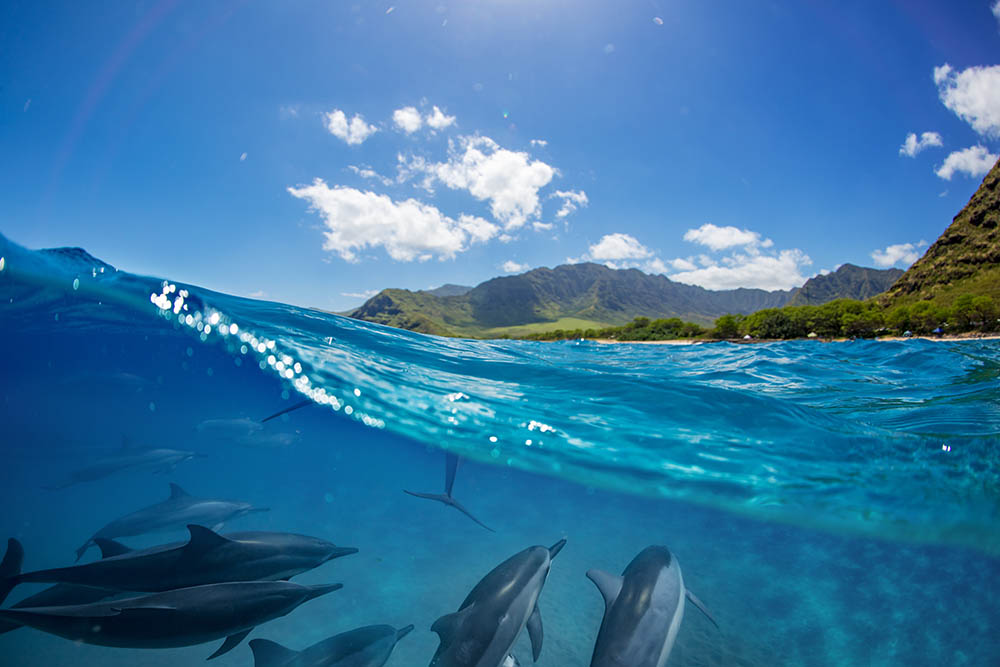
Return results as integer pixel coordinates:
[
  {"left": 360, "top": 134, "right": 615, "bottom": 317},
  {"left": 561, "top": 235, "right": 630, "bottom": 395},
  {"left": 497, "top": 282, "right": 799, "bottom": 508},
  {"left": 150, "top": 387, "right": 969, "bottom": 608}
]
[
  {"left": 584, "top": 233, "right": 652, "bottom": 262},
  {"left": 348, "top": 164, "right": 394, "bottom": 186},
  {"left": 871, "top": 241, "right": 927, "bottom": 268},
  {"left": 993, "top": 1, "right": 1000, "bottom": 27},
  {"left": 393, "top": 106, "right": 423, "bottom": 134},
  {"left": 682, "top": 223, "right": 772, "bottom": 251},
  {"left": 532, "top": 221, "right": 555, "bottom": 231},
  {"left": 530, "top": 139, "right": 548, "bottom": 148},
  {"left": 653, "top": 16, "right": 664, "bottom": 25},
  {"left": 501, "top": 260, "right": 529, "bottom": 273},
  {"left": 669, "top": 249, "right": 812, "bottom": 291},
  {"left": 426, "top": 106, "right": 456, "bottom": 130},
  {"left": 899, "top": 131, "right": 943, "bottom": 157},
  {"left": 288, "top": 179, "right": 498, "bottom": 262},
  {"left": 419, "top": 135, "right": 556, "bottom": 229},
  {"left": 325, "top": 109, "right": 378, "bottom": 145},
  {"left": 935, "top": 145, "right": 998, "bottom": 180},
  {"left": 248, "top": 290, "right": 267, "bottom": 299},
  {"left": 340, "top": 289, "right": 380, "bottom": 299},
  {"left": 551, "top": 189, "right": 589, "bottom": 218},
  {"left": 934, "top": 64, "right": 1000, "bottom": 137},
  {"left": 239, "top": 152, "right": 247, "bottom": 162},
  {"left": 669, "top": 257, "right": 697, "bottom": 271}
]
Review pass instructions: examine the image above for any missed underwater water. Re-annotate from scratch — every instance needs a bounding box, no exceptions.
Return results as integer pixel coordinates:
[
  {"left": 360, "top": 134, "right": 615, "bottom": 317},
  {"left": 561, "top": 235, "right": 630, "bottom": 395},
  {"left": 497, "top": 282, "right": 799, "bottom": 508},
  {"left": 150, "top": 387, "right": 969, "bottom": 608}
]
[{"left": 0, "top": 232, "right": 998, "bottom": 667}]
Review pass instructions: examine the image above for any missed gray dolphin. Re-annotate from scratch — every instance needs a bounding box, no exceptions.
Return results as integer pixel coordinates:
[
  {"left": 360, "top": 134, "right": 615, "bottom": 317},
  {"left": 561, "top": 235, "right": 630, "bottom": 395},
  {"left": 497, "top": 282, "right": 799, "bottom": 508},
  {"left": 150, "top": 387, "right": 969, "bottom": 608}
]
[
  {"left": 0, "top": 580, "right": 342, "bottom": 660},
  {"left": 405, "top": 453, "right": 494, "bottom": 532},
  {"left": 74, "top": 483, "right": 268, "bottom": 561},
  {"left": 249, "top": 624, "right": 413, "bottom": 667},
  {"left": 428, "top": 539, "right": 566, "bottom": 667},
  {"left": 45, "top": 445, "right": 201, "bottom": 489},
  {"left": 0, "top": 524, "right": 356, "bottom": 605},
  {"left": 586, "top": 546, "right": 718, "bottom": 667}
]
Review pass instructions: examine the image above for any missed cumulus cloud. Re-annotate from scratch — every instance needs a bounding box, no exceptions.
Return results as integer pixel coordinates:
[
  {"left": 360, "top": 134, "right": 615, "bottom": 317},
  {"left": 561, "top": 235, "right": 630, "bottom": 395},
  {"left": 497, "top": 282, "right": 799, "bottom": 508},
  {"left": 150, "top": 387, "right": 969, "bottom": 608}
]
[
  {"left": 348, "top": 164, "right": 394, "bottom": 186},
  {"left": 899, "top": 131, "right": 943, "bottom": 157},
  {"left": 530, "top": 139, "right": 548, "bottom": 148},
  {"left": 288, "top": 179, "right": 498, "bottom": 262},
  {"left": 325, "top": 109, "right": 378, "bottom": 145},
  {"left": 871, "top": 241, "right": 927, "bottom": 268},
  {"left": 413, "top": 135, "right": 556, "bottom": 229},
  {"left": 669, "top": 257, "right": 697, "bottom": 271},
  {"left": 551, "top": 189, "right": 589, "bottom": 218},
  {"left": 426, "top": 106, "right": 456, "bottom": 130},
  {"left": 682, "top": 223, "right": 773, "bottom": 251},
  {"left": 393, "top": 106, "right": 423, "bottom": 134},
  {"left": 934, "top": 64, "right": 1000, "bottom": 137},
  {"left": 532, "top": 221, "right": 555, "bottom": 231},
  {"left": 501, "top": 260, "right": 529, "bottom": 273},
  {"left": 584, "top": 233, "right": 653, "bottom": 262},
  {"left": 935, "top": 145, "right": 999, "bottom": 180},
  {"left": 669, "top": 249, "right": 811, "bottom": 291}
]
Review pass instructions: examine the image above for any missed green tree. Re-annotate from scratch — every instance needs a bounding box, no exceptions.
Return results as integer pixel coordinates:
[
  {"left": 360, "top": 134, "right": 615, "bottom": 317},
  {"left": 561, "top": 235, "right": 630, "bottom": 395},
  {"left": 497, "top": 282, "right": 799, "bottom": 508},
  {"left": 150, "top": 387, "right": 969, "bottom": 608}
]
[{"left": 712, "top": 314, "right": 742, "bottom": 339}]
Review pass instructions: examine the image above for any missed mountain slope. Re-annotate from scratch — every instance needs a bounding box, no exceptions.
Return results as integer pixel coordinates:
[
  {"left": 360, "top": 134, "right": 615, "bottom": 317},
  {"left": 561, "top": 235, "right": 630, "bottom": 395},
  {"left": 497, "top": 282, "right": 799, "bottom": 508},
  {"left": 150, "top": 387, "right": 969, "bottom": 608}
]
[
  {"left": 786, "top": 264, "right": 903, "bottom": 306},
  {"left": 880, "top": 156, "right": 1000, "bottom": 307}
]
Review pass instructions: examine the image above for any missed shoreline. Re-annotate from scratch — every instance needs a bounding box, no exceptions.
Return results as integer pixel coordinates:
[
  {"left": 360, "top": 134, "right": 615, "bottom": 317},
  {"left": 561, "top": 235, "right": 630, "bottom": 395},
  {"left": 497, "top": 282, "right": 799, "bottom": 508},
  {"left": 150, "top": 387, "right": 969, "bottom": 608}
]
[{"left": 588, "top": 333, "right": 1000, "bottom": 345}]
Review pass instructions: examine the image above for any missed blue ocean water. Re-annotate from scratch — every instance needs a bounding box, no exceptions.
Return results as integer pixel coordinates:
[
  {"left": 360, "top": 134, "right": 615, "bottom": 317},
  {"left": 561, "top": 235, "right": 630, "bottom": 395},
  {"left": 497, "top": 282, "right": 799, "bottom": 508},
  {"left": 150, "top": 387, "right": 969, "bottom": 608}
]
[{"left": 0, "top": 233, "right": 998, "bottom": 666}]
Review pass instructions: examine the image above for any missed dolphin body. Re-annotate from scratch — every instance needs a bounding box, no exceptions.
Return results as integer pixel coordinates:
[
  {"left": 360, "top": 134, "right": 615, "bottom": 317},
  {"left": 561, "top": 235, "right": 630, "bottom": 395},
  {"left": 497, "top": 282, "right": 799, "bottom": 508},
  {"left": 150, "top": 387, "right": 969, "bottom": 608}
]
[
  {"left": 249, "top": 624, "right": 413, "bottom": 667},
  {"left": 46, "top": 447, "right": 201, "bottom": 490},
  {"left": 0, "top": 580, "right": 342, "bottom": 660},
  {"left": 428, "top": 539, "right": 566, "bottom": 667},
  {"left": 405, "top": 453, "right": 494, "bottom": 532},
  {"left": 586, "top": 546, "right": 718, "bottom": 667},
  {"left": 0, "top": 525, "right": 356, "bottom": 606},
  {"left": 74, "top": 483, "right": 268, "bottom": 561}
]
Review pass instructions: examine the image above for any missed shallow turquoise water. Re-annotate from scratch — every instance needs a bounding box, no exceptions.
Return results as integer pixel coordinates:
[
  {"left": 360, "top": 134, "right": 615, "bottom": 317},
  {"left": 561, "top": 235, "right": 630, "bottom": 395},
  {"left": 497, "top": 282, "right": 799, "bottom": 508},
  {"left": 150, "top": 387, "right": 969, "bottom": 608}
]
[{"left": 0, "top": 233, "right": 998, "bottom": 666}]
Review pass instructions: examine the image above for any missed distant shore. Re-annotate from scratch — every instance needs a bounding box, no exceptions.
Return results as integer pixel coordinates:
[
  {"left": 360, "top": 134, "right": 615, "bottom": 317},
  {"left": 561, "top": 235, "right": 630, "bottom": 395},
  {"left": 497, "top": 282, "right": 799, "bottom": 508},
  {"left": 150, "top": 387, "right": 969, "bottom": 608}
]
[{"left": 589, "top": 333, "right": 1000, "bottom": 345}]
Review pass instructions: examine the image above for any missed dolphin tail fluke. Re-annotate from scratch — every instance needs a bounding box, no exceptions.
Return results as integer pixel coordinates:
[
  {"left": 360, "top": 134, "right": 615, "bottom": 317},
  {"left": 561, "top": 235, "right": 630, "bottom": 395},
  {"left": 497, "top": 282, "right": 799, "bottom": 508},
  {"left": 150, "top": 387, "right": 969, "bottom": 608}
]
[
  {"left": 207, "top": 627, "right": 253, "bottom": 660},
  {"left": 686, "top": 589, "right": 719, "bottom": 629},
  {"left": 74, "top": 539, "right": 93, "bottom": 563},
  {"left": 526, "top": 604, "right": 543, "bottom": 661},
  {"left": 0, "top": 538, "right": 24, "bottom": 605},
  {"left": 447, "top": 497, "right": 495, "bottom": 532},
  {"left": 249, "top": 638, "right": 298, "bottom": 667},
  {"left": 396, "top": 624, "right": 415, "bottom": 641}
]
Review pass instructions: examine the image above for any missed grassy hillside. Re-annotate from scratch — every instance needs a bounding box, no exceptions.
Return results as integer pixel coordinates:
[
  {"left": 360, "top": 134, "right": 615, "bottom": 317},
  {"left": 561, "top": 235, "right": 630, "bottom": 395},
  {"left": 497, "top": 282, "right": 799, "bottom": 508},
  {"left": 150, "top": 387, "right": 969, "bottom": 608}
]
[{"left": 787, "top": 264, "right": 903, "bottom": 306}]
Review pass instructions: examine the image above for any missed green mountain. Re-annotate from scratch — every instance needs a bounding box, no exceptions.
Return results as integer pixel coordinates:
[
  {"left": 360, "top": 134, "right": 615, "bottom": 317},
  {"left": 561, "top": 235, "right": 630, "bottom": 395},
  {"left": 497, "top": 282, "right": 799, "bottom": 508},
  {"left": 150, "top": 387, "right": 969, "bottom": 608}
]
[
  {"left": 421, "top": 283, "right": 472, "bottom": 297},
  {"left": 349, "top": 263, "right": 798, "bottom": 337},
  {"left": 786, "top": 263, "right": 903, "bottom": 306},
  {"left": 880, "top": 156, "right": 1000, "bottom": 308}
]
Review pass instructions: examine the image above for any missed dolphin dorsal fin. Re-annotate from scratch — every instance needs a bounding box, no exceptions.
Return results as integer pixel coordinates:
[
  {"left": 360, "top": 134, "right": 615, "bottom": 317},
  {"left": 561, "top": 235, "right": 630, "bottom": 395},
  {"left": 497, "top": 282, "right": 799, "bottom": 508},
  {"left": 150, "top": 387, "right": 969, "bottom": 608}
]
[
  {"left": 586, "top": 569, "right": 624, "bottom": 610},
  {"left": 431, "top": 606, "right": 473, "bottom": 645},
  {"left": 168, "top": 483, "right": 190, "bottom": 500},
  {"left": 249, "top": 639, "right": 298, "bottom": 667},
  {"left": 185, "top": 525, "right": 231, "bottom": 554},
  {"left": 685, "top": 589, "right": 719, "bottom": 629},
  {"left": 95, "top": 538, "right": 132, "bottom": 559}
]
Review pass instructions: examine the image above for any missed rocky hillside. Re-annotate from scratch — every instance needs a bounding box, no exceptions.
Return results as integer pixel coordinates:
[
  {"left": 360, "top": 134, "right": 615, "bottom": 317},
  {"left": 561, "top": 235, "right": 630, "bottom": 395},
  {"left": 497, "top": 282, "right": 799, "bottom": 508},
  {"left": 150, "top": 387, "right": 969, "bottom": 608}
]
[{"left": 786, "top": 264, "right": 903, "bottom": 306}]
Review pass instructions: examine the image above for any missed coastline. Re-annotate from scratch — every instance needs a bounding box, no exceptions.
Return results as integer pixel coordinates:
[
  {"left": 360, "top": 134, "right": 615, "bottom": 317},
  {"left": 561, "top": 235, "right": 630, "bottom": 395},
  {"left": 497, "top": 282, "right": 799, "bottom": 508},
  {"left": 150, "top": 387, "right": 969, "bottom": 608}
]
[{"left": 589, "top": 333, "right": 1000, "bottom": 345}]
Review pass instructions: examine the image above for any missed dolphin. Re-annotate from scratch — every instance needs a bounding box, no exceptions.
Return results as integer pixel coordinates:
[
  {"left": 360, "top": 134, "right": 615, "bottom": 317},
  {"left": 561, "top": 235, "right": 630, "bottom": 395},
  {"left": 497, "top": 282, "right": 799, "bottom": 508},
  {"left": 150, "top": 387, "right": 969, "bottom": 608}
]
[
  {"left": 586, "top": 546, "right": 718, "bottom": 667},
  {"left": 405, "top": 453, "right": 494, "bottom": 532},
  {"left": 249, "top": 624, "right": 413, "bottom": 667},
  {"left": 74, "top": 483, "right": 268, "bottom": 561},
  {"left": 0, "top": 525, "right": 356, "bottom": 605},
  {"left": 0, "top": 584, "right": 127, "bottom": 636},
  {"left": 428, "top": 539, "right": 566, "bottom": 667},
  {"left": 46, "top": 446, "right": 201, "bottom": 490},
  {"left": 0, "top": 580, "right": 342, "bottom": 660}
]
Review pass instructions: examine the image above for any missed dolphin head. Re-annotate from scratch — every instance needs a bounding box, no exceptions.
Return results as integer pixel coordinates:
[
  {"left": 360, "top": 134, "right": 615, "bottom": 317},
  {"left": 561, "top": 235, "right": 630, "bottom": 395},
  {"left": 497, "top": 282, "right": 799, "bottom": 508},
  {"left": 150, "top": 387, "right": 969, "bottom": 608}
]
[
  {"left": 283, "top": 534, "right": 358, "bottom": 563},
  {"left": 236, "top": 502, "right": 270, "bottom": 517}
]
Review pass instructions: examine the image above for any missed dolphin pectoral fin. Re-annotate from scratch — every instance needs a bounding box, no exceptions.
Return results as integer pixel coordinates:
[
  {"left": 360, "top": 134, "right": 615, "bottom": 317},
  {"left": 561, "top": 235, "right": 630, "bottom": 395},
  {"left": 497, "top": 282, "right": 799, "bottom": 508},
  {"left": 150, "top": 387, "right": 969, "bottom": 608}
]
[
  {"left": 208, "top": 628, "right": 253, "bottom": 660},
  {"left": 447, "top": 497, "right": 495, "bottom": 532},
  {"left": 74, "top": 539, "right": 93, "bottom": 563},
  {"left": 0, "top": 538, "right": 24, "bottom": 605},
  {"left": 95, "top": 538, "right": 132, "bottom": 559},
  {"left": 586, "top": 569, "right": 624, "bottom": 611},
  {"left": 431, "top": 606, "right": 473, "bottom": 646},
  {"left": 248, "top": 638, "right": 298, "bottom": 667},
  {"left": 685, "top": 590, "right": 719, "bottom": 629},
  {"left": 526, "top": 604, "right": 543, "bottom": 661}
]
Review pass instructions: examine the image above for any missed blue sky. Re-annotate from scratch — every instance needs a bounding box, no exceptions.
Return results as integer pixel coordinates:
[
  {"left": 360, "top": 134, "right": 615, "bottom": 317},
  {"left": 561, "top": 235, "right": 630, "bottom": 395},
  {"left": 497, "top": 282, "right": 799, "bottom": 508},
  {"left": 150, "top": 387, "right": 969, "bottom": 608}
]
[{"left": 2, "top": 1, "right": 999, "bottom": 310}]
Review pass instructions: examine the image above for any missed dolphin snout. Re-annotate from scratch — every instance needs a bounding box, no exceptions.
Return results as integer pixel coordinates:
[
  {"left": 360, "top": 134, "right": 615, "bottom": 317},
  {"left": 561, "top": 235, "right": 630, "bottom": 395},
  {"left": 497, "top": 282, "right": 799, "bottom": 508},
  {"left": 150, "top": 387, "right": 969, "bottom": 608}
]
[
  {"left": 305, "top": 583, "right": 343, "bottom": 601},
  {"left": 548, "top": 539, "right": 567, "bottom": 559},
  {"left": 396, "top": 624, "right": 415, "bottom": 641},
  {"left": 247, "top": 506, "right": 270, "bottom": 514},
  {"left": 326, "top": 546, "right": 359, "bottom": 561}
]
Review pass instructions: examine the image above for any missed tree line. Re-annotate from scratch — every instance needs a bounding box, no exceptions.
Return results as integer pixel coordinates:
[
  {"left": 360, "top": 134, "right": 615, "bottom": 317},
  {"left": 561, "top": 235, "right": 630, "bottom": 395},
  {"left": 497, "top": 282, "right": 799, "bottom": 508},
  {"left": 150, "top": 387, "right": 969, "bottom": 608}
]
[{"left": 515, "top": 294, "right": 998, "bottom": 341}]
